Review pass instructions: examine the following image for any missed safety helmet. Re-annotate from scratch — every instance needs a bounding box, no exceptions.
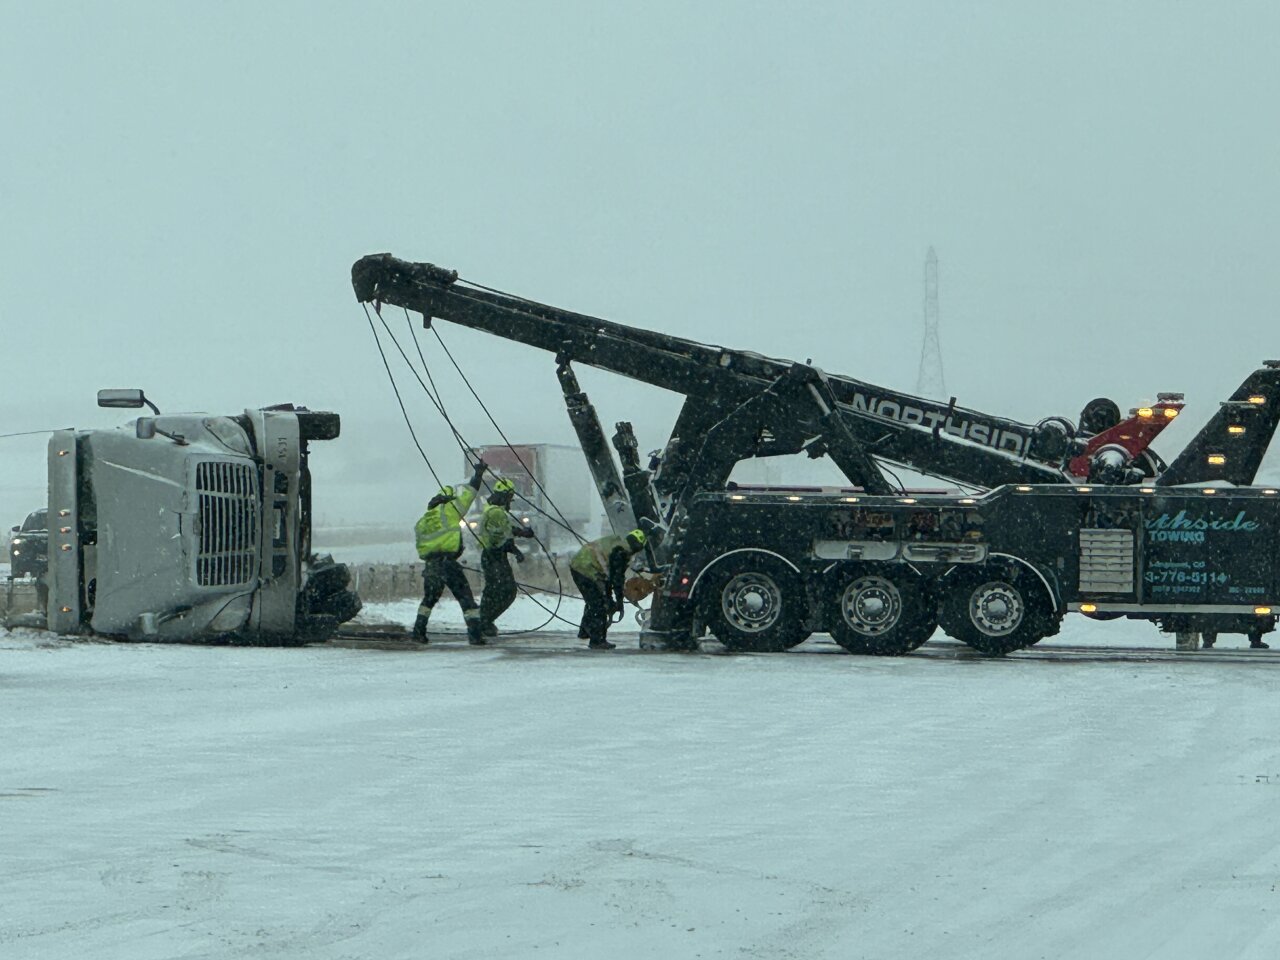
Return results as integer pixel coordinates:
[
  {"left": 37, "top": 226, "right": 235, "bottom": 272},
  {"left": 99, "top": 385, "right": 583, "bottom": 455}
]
[
  {"left": 492, "top": 478, "right": 516, "bottom": 494},
  {"left": 625, "top": 528, "right": 646, "bottom": 551},
  {"left": 437, "top": 484, "right": 456, "bottom": 500}
]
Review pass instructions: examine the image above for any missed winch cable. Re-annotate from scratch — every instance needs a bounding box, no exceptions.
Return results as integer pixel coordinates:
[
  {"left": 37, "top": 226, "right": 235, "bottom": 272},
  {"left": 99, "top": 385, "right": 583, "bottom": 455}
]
[
  {"left": 394, "top": 311, "right": 579, "bottom": 630},
  {"left": 404, "top": 310, "right": 468, "bottom": 451},
  {"left": 425, "top": 314, "right": 587, "bottom": 546},
  {"left": 366, "top": 308, "right": 580, "bottom": 632},
  {"left": 396, "top": 309, "right": 582, "bottom": 541},
  {"left": 400, "top": 366, "right": 578, "bottom": 633},
  {"left": 372, "top": 307, "right": 468, "bottom": 452},
  {"left": 0, "top": 429, "right": 66, "bottom": 440},
  {"left": 425, "top": 293, "right": 654, "bottom": 632},
  {"left": 370, "top": 309, "right": 573, "bottom": 632},
  {"left": 363, "top": 303, "right": 444, "bottom": 488},
  {"left": 402, "top": 311, "right": 577, "bottom": 537}
]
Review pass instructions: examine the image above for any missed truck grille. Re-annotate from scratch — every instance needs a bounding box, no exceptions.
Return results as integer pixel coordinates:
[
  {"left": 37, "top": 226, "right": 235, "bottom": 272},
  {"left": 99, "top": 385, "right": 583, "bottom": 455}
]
[
  {"left": 196, "top": 461, "right": 259, "bottom": 587},
  {"left": 1078, "top": 528, "right": 1134, "bottom": 593}
]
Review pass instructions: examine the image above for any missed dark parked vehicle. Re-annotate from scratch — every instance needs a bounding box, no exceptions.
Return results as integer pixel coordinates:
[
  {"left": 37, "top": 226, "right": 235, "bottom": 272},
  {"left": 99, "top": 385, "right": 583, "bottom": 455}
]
[{"left": 8, "top": 508, "right": 48, "bottom": 579}]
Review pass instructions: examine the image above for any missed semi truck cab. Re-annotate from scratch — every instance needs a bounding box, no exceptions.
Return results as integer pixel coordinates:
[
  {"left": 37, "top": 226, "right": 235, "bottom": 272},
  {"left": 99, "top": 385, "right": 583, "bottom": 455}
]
[{"left": 45, "top": 390, "right": 360, "bottom": 643}]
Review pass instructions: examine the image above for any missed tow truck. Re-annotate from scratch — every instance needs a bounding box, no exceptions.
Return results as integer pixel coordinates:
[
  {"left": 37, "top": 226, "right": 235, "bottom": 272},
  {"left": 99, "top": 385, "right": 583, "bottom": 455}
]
[{"left": 353, "top": 253, "right": 1280, "bottom": 655}]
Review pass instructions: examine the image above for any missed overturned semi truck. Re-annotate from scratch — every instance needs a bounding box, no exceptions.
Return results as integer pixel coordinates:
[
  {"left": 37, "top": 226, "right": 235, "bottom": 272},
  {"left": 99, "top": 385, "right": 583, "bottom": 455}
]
[{"left": 42, "top": 390, "right": 360, "bottom": 643}]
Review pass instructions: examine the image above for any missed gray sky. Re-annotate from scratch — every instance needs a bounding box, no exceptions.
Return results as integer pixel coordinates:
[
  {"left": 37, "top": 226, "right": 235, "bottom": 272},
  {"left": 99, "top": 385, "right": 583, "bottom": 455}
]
[{"left": 4, "top": 1, "right": 1280, "bottom": 527}]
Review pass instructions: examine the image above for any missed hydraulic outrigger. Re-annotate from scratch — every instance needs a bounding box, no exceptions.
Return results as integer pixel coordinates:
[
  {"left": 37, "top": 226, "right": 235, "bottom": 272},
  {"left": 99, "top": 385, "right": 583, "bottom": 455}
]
[{"left": 354, "top": 253, "right": 1280, "bottom": 655}]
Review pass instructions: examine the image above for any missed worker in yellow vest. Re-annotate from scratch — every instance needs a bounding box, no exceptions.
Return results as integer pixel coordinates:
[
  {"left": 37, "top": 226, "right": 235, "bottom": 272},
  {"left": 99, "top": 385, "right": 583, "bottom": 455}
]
[
  {"left": 413, "top": 460, "right": 487, "bottom": 644},
  {"left": 477, "top": 477, "right": 535, "bottom": 638},
  {"left": 569, "top": 529, "right": 646, "bottom": 649}
]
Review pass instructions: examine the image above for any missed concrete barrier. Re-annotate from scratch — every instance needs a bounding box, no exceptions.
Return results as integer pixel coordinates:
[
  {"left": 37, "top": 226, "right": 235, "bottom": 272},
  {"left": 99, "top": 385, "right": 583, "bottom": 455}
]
[
  {"left": 348, "top": 555, "right": 578, "bottom": 604},
  {"left": 2, "top": 578, "right": 41, "bottom": 624}
]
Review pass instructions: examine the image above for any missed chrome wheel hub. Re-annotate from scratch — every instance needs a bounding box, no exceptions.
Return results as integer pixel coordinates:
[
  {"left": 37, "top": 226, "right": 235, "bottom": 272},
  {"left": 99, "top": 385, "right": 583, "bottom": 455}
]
[
  {"left": 722, "top": 572, "right": 782, "bottom": 634},
  {"left": 969, "top": 581, "right": 1024, "bottom": 636},
  {"left": 842, "top": 576, "right": 903, "bottom": 636}
]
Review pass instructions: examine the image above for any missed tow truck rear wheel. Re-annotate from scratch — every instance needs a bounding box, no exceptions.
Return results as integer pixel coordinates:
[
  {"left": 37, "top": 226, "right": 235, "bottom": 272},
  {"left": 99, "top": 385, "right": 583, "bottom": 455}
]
[
  {"left": 704, "top": 557, "right": 806, "bottom": 652},
  {"left": 939, "top": 564, "right": 1055, "bottom": 656},
  {"left": 828, "top": 566, "right": 936, "bottom": 655}
]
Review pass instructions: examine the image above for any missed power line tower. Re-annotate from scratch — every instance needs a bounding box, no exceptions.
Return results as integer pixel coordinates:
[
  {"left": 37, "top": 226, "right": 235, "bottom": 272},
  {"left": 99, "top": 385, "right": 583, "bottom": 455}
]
[{"left": 916, "top": 246, "right": 946, "bottom": 399}]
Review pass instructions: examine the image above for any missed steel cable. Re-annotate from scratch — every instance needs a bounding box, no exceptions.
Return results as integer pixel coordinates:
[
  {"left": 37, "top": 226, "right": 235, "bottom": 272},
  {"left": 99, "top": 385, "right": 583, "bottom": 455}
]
[{"left": 364, "top": 306, "right": 581, "bottom": 631}]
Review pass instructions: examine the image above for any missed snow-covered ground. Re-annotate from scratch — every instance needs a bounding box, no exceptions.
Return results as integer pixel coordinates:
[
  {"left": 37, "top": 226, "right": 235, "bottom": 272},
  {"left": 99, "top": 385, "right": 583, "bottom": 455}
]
[
  {"left": 359, "top": 594, "right": 590, "bottom": 635},
  {"left": 5, "top": 607, "right": 1280, "bottom": 959}
]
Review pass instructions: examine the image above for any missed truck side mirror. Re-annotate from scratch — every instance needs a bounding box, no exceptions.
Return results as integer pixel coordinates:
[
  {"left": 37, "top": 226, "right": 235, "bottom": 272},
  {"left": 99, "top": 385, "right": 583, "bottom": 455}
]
[
  {"left": 98, "top": 389, "right": 160, "bottom": 414},
  {"left": 135, "top": 419, "right": 157, "bottom": 440}
]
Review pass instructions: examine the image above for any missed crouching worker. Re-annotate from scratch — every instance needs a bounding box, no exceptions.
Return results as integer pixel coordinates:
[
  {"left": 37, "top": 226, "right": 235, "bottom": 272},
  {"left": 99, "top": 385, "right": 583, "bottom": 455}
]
[
  {"left": 477, "top": 477, "right": 535, "bottom": 639},
  {"left": 413, "top": 460, "right": 488, "bottom": 644},
  {"left": 569, "top": 529, "right": 647, "bottom": 650}
]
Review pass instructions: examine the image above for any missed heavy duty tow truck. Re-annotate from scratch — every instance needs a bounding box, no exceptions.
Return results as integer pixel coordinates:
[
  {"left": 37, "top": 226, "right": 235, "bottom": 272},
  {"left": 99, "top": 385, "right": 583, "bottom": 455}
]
[{"left": 353, "top": 253, "right": 1280, "bottom": 655}]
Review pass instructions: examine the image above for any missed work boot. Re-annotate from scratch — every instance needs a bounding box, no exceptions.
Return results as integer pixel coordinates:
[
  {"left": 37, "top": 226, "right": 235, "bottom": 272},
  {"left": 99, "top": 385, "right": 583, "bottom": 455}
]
[
  {"left": 1201, "top": 634, "right": 1216, "bottom": 649},
  {"left": 466, "top": 616, "right": 486, "bottom": 646},
  {"left": 588, "top": 639, "right": 616, "bottom": 650},
  {"left": 1251, "top": 637, "right": 1270, "bottom": 649},
  {"left": 411, "top": 615, "right": 430, "bottom": 643},
  {"left": 483, "top": 621, "right": 498, "bottom": 639}
]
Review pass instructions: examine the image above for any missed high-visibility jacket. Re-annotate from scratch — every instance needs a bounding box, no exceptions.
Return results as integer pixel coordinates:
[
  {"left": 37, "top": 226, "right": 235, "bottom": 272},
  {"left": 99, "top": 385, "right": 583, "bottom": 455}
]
[
  {"left": 570, "top": 534, "right": 629, "bottom": 584},
  {"left": 478, "top": 503, "right": 520, "bottom": 551},
  {"left": 415, "top": 485, "right": 477, "bottom": 557}
]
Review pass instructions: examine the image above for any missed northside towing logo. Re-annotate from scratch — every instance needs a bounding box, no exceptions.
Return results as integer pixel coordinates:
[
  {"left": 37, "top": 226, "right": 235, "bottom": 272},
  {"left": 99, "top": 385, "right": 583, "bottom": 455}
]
[
  {"left": 847, "top": 391, "right": 1029, "bottom": 455},
  {"left": 1145, "top": 510, "right": 1261, "bottom": 544}
]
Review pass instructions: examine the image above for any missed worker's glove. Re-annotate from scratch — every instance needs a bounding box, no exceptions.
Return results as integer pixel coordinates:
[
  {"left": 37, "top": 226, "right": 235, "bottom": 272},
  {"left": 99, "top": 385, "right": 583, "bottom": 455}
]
[
  {"left": 470, "top": 460, "right": 488, "bottom": 484},
  {"left": 515, "top": 526, "right": 535, "bottom": 539},
  {"left": 509, "top": 544, "right": 525, "bottom": 563}
]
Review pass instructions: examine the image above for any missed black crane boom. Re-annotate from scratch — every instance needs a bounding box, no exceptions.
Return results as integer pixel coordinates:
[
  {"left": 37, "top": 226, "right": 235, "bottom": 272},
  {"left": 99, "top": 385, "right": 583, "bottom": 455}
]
[{"left": 352, "top": 254, "right": 1078, "bottom": 497}]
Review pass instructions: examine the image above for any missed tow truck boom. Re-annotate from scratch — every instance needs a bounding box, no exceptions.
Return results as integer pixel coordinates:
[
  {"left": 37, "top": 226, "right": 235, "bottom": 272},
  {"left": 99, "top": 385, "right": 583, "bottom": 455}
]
[{"left": 352, "top": 254, "right": 1119, "bottom": 502}]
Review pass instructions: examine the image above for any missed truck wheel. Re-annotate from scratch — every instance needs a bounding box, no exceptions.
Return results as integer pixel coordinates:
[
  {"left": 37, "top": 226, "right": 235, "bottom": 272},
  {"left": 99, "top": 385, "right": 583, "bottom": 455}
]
[
  {"left": 704, "top": 557, "right": 806, "bottom": 652},
  {"left": 829, "top": 567, "right": 936, "bottom": 655},
  {"left": 939, "top": 566, "right": 1053, "bottom": 655}
]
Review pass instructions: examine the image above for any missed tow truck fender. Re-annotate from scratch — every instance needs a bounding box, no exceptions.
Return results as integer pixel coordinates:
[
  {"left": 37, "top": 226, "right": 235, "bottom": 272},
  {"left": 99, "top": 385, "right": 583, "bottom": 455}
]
[
  {"left": 940, "top": 551, "right": 1063, "bottom": 613},
  {"left": 687, "top": 548, "right": 802, "bottom": 602}
]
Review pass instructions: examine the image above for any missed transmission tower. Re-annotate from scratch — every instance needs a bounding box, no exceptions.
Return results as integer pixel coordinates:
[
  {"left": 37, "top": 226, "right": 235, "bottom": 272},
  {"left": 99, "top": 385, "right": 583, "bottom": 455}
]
[{"left": 916, "top": 246, "right": 946, "bottom": 399}]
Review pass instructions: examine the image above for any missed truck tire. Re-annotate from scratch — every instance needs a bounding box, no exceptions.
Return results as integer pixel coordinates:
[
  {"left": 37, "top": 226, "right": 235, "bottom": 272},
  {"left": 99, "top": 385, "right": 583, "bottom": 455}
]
[
  {"left": 703, "top": 556, "right": 806, "bottom": 652},
  {"left": 828, "top": 565, "right": 936, "bottom": 655},
  {"left": 939, "top": 564, "right": 1055, "bottom": 656}
]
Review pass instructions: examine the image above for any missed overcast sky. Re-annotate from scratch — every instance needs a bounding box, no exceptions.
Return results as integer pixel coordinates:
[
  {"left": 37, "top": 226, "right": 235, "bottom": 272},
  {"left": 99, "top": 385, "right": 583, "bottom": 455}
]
[{"left": 3, "top": 2, "right": 1279, "bottom": 528}]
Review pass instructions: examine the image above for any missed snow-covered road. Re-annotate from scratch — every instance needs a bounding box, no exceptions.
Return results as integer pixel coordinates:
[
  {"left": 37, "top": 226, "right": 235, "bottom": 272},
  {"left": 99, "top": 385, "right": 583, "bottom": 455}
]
[{"left": 5, "top": 616, "right": 1280, "bottom": 959}]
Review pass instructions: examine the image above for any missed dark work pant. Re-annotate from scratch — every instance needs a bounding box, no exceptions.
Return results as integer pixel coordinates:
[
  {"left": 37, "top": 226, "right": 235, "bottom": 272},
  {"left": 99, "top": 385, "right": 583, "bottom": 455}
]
[
  {"left": 421, "top": 554, "right": 477, "bottom": 612},
  {"left": 572, "top": 570, "right": 611, "bottom": 644},
  {"left": 479, "top": 549, "right": 517, "bottom": 628}
]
